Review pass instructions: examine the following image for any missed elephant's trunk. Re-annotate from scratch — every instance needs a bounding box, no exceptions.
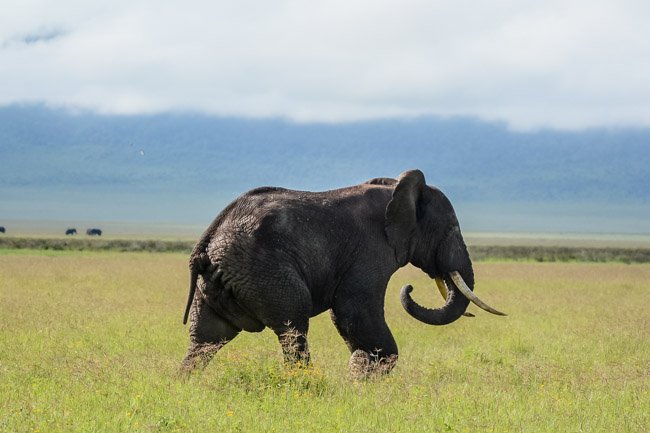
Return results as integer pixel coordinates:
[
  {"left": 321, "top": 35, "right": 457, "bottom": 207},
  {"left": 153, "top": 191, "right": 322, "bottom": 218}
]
[
  {"left": 401, "top": 240, "right": 506, "bottom": 323},
  {"left": 400, "top": 272, "right": 471, "bottom": 326},
  {"left": 400, "top": 227, "right": 474, "bottom": 325},
  {"left": 401, "top": 226, "right": 506, "bottom": 324}
]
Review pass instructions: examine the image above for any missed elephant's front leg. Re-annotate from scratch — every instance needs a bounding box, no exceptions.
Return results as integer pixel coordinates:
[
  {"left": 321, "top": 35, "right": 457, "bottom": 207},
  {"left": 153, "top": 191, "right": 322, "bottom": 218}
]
[{"left": 330, "top": 303, "right": 398, "bottom": 379}]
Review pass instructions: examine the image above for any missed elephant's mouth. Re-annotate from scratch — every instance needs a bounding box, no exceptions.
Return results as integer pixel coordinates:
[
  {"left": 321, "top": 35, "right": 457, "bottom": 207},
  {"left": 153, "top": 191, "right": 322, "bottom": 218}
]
[{"left": 436, "top": 272, "right": 506, "bottom": 316}]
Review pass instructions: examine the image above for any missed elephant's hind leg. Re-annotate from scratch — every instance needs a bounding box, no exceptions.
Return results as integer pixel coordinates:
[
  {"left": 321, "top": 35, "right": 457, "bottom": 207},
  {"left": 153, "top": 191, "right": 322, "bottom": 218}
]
[
  {"left": 272, "top": 319, "right": 311, "bottom": 367},
  {"left": 181, "top": 292, "right": 241, "bottom": 374},
  {"left": 255, "top": 272, "right": 313, "bottom": 367}
]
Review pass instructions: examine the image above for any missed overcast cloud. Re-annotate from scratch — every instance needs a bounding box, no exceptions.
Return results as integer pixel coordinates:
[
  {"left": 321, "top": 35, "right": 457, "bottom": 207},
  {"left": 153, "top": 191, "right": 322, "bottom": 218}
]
[{"left": 1, "top": 0, "right": 649, "bottom": 130}]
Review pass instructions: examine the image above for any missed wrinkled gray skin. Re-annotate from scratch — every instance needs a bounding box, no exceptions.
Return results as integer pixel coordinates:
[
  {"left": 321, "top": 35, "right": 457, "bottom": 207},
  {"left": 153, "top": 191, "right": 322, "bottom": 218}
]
[{"left": 181, "top": 169, "right": 474, "bottom": 376}]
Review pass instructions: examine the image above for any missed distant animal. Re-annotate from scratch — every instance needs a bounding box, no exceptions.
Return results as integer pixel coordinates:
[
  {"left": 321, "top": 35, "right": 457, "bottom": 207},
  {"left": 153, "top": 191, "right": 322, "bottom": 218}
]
[
  {"left": 65, "top": 228, "right": 77, "bottom": 235},
  {"left": 0, "top": 226, "right": 5, "bottom": 233},
  {"left": 181, "top": 169, "right": 506, "bottom": 378},
  {"left": 86, "top": 228, "right": 102, "bottom": 236}
]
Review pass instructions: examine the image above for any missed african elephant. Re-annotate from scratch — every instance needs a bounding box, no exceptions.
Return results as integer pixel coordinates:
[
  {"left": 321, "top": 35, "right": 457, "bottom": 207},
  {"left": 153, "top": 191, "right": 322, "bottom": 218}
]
[
  {"left": 86, "top": 228, "right": 102, "bottom": 236},
  {"left": 0, "top": 226, "right": 5, "bottom": 233},
  {"left": 65, "top": 228, "right": 77, "bottom": 235},
  {"left": 181, "top": 170, "right": 505, "bottom": 376}
]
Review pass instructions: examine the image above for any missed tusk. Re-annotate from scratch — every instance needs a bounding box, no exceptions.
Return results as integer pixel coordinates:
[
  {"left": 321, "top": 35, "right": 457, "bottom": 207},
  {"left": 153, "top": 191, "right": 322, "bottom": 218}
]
[
  {"left": 436, "top": 277, "right": 475, "bottom": 318},
  {"left": 435, "top": 277, "right": 448, "bottom": 299},
  {"left": 449, "top": 271, "right": 507, "bottom": 316}
]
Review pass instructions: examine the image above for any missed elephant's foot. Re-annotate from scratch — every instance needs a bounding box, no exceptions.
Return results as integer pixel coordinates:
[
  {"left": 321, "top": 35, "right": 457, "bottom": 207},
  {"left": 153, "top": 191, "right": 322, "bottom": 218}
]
[
  {"left": 348, "top": 349, "right": 398, "bottom": 380},
  {"left": 178, "top": 342, "right": 224, "bottom": 376}
]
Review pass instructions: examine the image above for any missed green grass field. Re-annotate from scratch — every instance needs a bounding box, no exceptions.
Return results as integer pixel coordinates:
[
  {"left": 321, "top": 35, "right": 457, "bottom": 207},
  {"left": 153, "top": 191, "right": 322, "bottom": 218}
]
[{"left": 1, "top": 250, "right": 648, "bottom": 432}]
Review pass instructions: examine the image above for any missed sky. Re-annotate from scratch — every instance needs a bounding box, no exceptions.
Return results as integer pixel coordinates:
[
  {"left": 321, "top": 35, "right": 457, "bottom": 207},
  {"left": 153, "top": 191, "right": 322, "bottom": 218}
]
[{"left": 2, "top": 0, "right": 650, "bottom": 130}]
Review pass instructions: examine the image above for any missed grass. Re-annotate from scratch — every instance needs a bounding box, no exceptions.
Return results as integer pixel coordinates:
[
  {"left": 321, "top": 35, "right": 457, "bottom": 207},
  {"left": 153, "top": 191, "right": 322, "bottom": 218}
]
[
  {"left": 0, "top": 237, "right": 194, "bottom": 254},
  {"left": 0, "top": 251, "right": 648, "bottom": 432}
]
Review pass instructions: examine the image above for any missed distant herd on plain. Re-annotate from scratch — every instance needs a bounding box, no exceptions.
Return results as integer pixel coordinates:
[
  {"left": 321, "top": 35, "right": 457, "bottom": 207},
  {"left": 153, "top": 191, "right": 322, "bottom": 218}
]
[{"left": 0, "top": 226, "right": 102, "bottom": 236}]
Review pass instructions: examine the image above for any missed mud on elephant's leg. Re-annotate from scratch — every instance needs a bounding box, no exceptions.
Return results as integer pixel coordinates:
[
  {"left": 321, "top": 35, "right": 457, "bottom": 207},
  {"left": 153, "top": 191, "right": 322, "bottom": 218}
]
[
  {"left": 179, "top": 291, "right": 241, "bottom": 375},
  {"left": 181, "top": 341, "right": 226, "bottom": 373},
  {"left": 348, "top": 349, "right": 398, "bottom": 379},
  {"left": 273, "top": 320, "right": 311, "bottom": 367}
]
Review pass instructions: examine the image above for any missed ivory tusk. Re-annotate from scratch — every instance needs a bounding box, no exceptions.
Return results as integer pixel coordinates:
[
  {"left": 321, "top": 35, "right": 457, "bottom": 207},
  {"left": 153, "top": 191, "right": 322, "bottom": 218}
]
[
  {"left": 449, "top": 271, "right": 507, "bottom": 316},
  {"left": 435, "top": 277, "right": 475, "bottom": 318},
  {"left": 435, "top": 277, "right": 448, "bottom": 299}
]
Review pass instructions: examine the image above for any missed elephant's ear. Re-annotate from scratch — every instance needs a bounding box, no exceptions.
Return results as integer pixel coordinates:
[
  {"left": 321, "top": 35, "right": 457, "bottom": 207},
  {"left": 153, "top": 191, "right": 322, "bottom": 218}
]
[{"left": 385, "top": 169, "right": 426, "bottom": 265}]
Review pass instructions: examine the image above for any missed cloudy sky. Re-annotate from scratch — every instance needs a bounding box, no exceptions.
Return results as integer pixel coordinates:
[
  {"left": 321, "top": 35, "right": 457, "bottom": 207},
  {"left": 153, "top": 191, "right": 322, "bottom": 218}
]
[{"left": 1, "top": 0, "right": 649, "bottom": 130}]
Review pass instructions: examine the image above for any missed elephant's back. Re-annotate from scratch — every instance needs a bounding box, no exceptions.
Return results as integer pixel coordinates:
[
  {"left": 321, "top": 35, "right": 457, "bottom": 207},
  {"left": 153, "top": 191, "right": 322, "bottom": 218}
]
[
  {"left": 226, "top": 183, "right": 391, "bottom": 241},
  {"left": 198, "top": 183, "right": 389, "bottom": 265},
  {"left": 209, "top": 187, "right": 349, "bottom": 266}
]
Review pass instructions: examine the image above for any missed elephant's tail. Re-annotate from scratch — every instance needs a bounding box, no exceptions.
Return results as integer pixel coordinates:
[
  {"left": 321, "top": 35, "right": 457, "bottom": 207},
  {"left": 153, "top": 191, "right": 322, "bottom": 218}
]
[{"left": 183, "top": 266, "right": 200, "bottom": 325}]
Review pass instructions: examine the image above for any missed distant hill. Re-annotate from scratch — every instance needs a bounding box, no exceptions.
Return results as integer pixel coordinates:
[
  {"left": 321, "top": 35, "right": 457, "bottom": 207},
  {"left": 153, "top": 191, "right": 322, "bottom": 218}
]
[{"left": 1, "top": 105, "right": 648, "bottom": 233}]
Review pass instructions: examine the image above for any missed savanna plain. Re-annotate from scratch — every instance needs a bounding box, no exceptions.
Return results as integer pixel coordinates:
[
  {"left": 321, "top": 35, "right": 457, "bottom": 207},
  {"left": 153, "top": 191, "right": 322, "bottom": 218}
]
[{"left": 0, "top": 248, "right": 648, "bottom": 432}]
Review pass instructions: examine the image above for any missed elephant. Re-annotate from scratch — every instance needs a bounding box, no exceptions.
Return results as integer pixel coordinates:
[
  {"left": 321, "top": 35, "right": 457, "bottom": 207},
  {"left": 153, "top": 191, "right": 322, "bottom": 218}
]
[
  {"left": 86, "top": 228, "right": 102, "bottom": 236},
  {"left": 65, "top": 228, "right": 77, "bottom": 235},
  {"left": 0, "top": 226, "right": 5, "bottom": 233},
  {"left": 181, "top": 169, "right": 505, "bottom": 376}
]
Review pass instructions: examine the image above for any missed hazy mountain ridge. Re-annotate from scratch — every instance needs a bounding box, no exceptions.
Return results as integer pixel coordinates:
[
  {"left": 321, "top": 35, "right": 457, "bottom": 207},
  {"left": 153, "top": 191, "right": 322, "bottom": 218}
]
[{"left": 1, "top": 105, "right": 649, "bottom": 231}]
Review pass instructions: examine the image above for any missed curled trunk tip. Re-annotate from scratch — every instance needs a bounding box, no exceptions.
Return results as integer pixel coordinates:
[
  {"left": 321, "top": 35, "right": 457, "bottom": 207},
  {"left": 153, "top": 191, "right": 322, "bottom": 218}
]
[{"left": 400, "top": 282, "right": 468, "bottom": 326}]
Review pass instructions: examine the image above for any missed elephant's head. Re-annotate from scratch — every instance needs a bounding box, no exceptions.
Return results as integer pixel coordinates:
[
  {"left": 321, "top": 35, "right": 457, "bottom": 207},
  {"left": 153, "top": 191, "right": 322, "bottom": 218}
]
[{"left": 385, "top": 169, "right": 505, "bottom": 325}]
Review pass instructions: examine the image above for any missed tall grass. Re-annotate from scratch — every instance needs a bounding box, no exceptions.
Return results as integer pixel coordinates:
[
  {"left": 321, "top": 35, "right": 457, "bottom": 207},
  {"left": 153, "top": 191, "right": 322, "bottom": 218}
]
[{"left": 0, "top": 252, "right": 648, "bottom": 432}]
